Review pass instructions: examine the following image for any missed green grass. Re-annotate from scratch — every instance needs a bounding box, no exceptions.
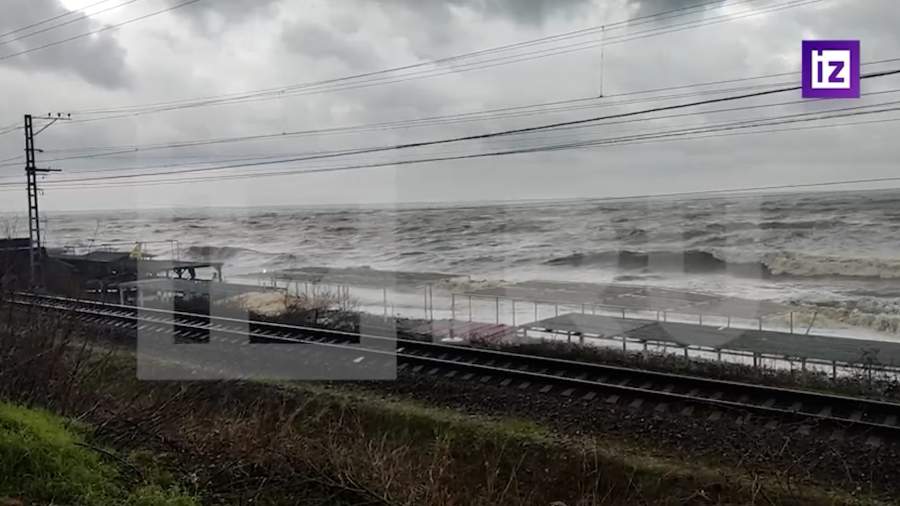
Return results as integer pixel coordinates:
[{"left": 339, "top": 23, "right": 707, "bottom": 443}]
[{"left": 0, "top": 402, "right": 197, "bottom": 506}]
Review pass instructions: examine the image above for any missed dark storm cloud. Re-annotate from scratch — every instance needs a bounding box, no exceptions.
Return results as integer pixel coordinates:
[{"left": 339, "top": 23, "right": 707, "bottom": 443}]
[
  {"left": 0, "top": 0, "right": 130, "bottom": 88},
  {"left": 282, "top": 22, "right": 379, "bottom": 69},
  {"left": 391, "top": 0, "right": 594, "bottom": 25}
]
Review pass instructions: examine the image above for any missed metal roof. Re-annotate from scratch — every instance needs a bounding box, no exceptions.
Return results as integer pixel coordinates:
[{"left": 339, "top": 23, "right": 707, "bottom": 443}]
[{"left": 527, "top": 313, "right": 900, "bottom": 365}]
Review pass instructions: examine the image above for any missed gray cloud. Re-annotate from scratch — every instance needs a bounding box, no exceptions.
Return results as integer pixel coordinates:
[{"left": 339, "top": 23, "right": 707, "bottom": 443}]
[
  {"left": 626, "top": 0, "right": 726, "bottom": 17},
  {"left": 168, "top": 0, "right": 280, "bottom": 33},
  {"left": 0, "top": 0, "right": 130, "bottom": 88},
  {"left": 391, "top": 0, "right": 595, "bottom": 25},
  {"left": 2, "top": 0, "right": 899, "bottom": 212},
  {"left": 282, "top": 22, "right": 380, "bottom": 69},
  {"left": 459, "top": 0, "right": 595, "bottom": 24}
]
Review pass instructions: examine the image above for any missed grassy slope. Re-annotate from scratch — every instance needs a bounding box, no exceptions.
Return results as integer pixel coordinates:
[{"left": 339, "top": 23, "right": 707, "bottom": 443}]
[{"left": 0, "top": 402, "right": 197, "bottom": 506}]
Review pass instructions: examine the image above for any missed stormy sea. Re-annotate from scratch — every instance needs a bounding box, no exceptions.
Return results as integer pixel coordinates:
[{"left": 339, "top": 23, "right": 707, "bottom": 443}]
[{"left": 31, "top": 189, "right": 900, "bottom": 339}]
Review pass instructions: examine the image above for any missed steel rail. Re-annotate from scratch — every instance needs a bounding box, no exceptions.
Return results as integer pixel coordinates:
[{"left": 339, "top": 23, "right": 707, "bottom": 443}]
[{"left": 7, "top": 292, "right": 900, "bottom": 438}]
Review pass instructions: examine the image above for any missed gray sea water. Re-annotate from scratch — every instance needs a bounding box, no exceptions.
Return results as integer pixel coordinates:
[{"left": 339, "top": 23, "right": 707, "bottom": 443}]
[{"left": 16, "top": 189, "right": 900, "bottom": 337}]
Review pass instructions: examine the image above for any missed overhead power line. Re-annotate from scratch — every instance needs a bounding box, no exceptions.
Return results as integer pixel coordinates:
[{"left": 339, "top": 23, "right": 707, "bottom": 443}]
[
  {"left": 56, "top": 0, "right": 821, "bottom": 121},
  {"left": 0, "top": 0, "right": 203, "bottom": 62},
  {"left": 0, "top": 0, "right": 145, "bottom": 48},
  {"left": 37, "top": 67, "right": 900, "bottom": 184},
  {"left": 0, "top": 0, "right": 114, "bottom": 39},
  {"left": 4, "top": 67, "right": 897, "bottom": 187},
  {"left": 32, "top": 83, "right": 900, "bottom": 169},
  {"left": 10, "top": 93, "right": 900, "bottom": 190},
  {"left": 28, "top": 81, "right": 802, "bottom": 164}
]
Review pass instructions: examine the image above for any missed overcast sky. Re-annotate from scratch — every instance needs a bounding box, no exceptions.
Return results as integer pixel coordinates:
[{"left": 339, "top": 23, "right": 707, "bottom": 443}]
[{"left": 0, "top": 0, "right": 898, "bottom": 212}]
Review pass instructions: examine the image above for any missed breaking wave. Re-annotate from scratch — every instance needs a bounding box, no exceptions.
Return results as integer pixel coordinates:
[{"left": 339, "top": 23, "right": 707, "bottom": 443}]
[
  {"left": 544, "top": 249, "right": 900, "bottom": 280},
  {"left": 184, "top": 245, "right": 260, "bottom": 261}
]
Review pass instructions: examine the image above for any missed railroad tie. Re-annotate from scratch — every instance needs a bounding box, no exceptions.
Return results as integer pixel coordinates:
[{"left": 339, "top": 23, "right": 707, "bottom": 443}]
[
  {"left": 604, "top": 394, "right": 619, "bottom": 404},
  {"left": 582, "top": 391, "right": 597, "bottom": 401},
  {"left": 427, "top": 367, "right": 440, "bottom": 375},
  {"left": 518, "top": 381, "right": 531, "bottom": 390},
  {"left": 561, "top": 388, "right": 575, "bottom": 397},
  {"left": 885, "top": 415, "right": 898, "bottom": 426},
  {"left": 789, "top": 401, "right": 802, "bottom": 412},
  {"left": 795, "top": 425, "right": 812, "bottom": 436},
  {"left": 628, "top": 398, "right": 644, "bottom": 409},
  {"left": 444, "top": 370, "right": 457, "bottom": 378},
  {"left": 829, "top": 429, "right": 845, "bottom": 442},
  {"left": 479, "top": 375, "right": 491, "bottom": 383},
  {"left": 654, "top": 403, "right": 668, "bottom": 413},
  {"left": 865, "top": 435, "right": 883, "bottom": 448},
  {"left": 762, "top": 398, "right": 777, "bottom": 408},
  {"left": 818, "top": 406, "right": 832, "bottom": 417},
  {"left": 539, "top": 384, "right": 553, "bottom": 393},
  {"left": 680, "top": 406, "right": 694, "bottom": 416},
  {"left": 500, "top": 378, "right": 512, "bottom": 387},
  {"left": 707, "top": 411, "right": 722, "bottom": 422},
  {"left": 764, "top": 420, "right": 779, "bottom": 430}
]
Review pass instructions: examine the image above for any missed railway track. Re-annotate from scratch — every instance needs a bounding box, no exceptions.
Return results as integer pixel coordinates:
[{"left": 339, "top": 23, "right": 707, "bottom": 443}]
[{"left": 7, "top": 292, "right": 900, "bottom": 442}]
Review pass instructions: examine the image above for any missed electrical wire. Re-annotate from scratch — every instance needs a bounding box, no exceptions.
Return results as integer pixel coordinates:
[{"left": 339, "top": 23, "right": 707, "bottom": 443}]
[
  {"left": 0, "top": 0, "right": 145, "bottom": 48},
  {"left": 0, "top": 0, "right": 203, "bottom": 62},
  {"left": 57, "top": 0, "right": 821, "bottom": 121},
  {"left": 11, "top": 100, "right": 900, "bottom": 191},
  {"left": 0, "top": 0, "right": 115, "bottom": 39}
]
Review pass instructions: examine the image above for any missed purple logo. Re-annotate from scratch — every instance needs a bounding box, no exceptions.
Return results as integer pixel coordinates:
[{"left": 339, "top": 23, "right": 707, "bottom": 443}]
[{"left": 802, "top": 40, "right": 860, "bottom": 98}]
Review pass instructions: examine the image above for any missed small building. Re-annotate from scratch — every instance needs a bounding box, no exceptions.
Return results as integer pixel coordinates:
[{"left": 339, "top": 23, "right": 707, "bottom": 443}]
[
  {"left": 0, "top": 238, "right": 32, "bottom": 291},
  {"left": 48, "top": 250, "right": 224, "bottom": 300}
]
